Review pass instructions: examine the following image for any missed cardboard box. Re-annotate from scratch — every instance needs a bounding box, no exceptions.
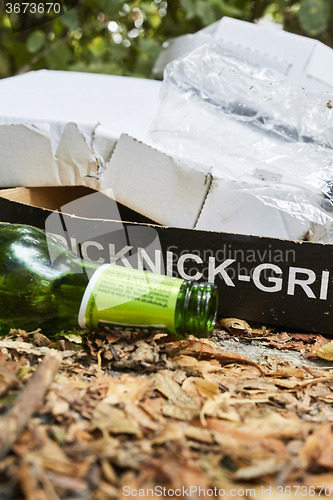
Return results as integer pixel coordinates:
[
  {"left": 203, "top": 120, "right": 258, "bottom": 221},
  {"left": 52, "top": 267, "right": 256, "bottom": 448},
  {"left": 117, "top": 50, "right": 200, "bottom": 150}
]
[
  {"left": 0, "top": 69, "right": 332, "bottom": 334},
  {"left": 0, "top": 185, "right": 332, "bottom": 334}
]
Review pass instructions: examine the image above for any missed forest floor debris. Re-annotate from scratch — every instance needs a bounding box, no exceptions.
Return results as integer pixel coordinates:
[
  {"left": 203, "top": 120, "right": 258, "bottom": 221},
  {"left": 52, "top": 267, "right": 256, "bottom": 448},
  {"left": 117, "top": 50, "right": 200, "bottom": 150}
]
[{"left": 0, "top": 322, "right": 332, "bottom": 499}]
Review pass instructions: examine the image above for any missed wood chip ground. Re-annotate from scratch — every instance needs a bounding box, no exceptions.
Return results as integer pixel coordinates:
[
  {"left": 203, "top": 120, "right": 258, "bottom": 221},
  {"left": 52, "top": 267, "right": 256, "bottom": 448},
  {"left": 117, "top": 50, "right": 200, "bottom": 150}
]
[{"left": 0, "top": 322, "right": 333, "bottom": 499}]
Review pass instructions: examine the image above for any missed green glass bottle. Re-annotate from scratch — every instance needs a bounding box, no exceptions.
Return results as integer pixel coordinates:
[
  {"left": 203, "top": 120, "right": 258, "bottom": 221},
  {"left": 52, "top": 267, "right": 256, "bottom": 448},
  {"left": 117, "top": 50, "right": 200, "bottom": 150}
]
[{"left": 0, "top": 224, "right": 218, "bottom": 338}]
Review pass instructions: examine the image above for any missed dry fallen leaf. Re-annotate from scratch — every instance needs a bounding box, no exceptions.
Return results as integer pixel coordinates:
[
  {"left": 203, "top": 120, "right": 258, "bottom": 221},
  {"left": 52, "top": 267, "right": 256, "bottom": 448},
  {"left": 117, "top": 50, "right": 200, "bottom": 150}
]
[
  {"left": 268, "top": 332, "right": 330, "bottom": 358},
  {"left": 219, "top": 317, "right": 252, "bottom": 335},
  {"left": 1, "top": 326, "right": 333, "bottom": 499},
  {"left": 92, "top": 402, "right": 142, "bottom": 436},
  {"left": 316, "top": 341, "right": 333, "bottom": 361},
  {"left": 300, "top": 423, "right": 333, "bottom": 470},
  {"left": 153, "top": 372, "right": 200, "bottom": 420},
  {"left": 163, "top": 339, "right": 263, "bottom": 373},
  {"left": 233, "top": 458, "right": 284, "bottom": 480},
  {"left": 195, "top": 378, "right": 220, "bottom": 399}
]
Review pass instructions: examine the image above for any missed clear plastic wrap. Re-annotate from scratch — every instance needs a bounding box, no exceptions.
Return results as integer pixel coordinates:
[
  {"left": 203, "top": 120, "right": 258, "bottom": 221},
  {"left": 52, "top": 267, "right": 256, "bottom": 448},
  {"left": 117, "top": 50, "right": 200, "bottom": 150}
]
[{"left": 149, "top": 44, "right": 333, "bottom": 242}]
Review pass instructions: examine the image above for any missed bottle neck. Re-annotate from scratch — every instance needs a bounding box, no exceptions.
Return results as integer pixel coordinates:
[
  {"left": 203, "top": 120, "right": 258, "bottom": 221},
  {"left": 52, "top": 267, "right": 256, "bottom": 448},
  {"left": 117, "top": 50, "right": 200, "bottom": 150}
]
[{"left": 174, "top": 280, "right": 218, "bottom": 338}]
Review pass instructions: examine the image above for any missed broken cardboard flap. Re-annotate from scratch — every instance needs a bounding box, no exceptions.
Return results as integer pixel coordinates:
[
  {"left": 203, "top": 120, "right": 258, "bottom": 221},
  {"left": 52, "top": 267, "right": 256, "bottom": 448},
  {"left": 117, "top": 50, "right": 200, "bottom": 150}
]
[{"left": 0, "top": 121, "right": 104, "bottom": 189}]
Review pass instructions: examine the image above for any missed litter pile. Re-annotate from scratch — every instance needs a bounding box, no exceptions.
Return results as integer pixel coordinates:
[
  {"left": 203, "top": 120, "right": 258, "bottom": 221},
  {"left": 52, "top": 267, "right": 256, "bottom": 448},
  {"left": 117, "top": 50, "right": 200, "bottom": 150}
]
[{"left": 1, "top": 17, "right": 333, "bottom": 499}]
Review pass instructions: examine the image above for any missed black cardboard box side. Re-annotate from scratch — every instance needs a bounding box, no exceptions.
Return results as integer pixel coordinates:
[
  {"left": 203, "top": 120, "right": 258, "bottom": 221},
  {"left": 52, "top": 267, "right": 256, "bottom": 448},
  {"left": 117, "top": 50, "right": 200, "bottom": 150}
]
[{"left": 0, "top": 192, "right": 332, "bottom": 334}]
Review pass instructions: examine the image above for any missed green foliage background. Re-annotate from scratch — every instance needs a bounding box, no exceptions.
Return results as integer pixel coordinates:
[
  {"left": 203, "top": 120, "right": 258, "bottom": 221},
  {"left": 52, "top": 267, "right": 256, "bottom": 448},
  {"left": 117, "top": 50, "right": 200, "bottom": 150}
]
[{"left": 0, "top": 0, "right": 333, "bottom": 79}]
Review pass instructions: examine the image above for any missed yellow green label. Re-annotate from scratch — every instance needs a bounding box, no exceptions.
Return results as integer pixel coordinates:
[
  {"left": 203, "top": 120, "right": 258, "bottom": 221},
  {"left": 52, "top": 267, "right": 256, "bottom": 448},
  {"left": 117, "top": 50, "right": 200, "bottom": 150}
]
[{"left": 78, "top": 265, "right": 183, "bottom": 334}]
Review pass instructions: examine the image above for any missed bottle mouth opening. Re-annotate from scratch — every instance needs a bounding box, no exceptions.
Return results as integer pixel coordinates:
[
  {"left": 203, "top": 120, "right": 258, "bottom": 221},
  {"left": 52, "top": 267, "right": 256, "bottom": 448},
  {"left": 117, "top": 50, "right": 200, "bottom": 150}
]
[{"left": 175, "top": 281, "right": 218, "bottom": 338}]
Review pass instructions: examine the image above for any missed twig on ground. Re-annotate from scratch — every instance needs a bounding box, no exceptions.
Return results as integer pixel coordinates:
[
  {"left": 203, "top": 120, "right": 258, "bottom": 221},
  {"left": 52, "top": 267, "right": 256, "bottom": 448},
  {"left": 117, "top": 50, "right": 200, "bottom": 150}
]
[{"left": 0, "top": 352, "right": 61, "bottom": 461}]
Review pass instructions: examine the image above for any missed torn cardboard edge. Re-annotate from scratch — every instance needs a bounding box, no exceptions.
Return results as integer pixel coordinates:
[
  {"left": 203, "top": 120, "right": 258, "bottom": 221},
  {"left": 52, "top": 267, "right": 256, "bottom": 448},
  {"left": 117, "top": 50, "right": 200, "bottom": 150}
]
[
  {"left": 0, "top": 118, "right": 215, "bottom": 230},
  {"left": 0, "top": 123, "right": 100, "bottom": 187},
  {"left": 0, "top": 185, "right": 332, "bottom": 335}
]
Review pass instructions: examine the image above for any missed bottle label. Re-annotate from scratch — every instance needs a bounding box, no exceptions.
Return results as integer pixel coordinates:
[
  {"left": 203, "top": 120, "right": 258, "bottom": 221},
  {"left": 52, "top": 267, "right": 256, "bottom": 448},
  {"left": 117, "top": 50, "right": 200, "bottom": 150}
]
[{"left": 78, "top": 264, "right": 183, "bottom": 334}]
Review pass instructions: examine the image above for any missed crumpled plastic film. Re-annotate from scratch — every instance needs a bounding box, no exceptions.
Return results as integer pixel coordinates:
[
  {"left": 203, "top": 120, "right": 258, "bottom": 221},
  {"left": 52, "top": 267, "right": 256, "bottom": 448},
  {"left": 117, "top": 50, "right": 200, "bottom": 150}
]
[
  {"left": 154, "top": 44, "right": 333, "bottom": 147},
  {"left": 149, "top": 44, "right": 333, "bottom": 242}
]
